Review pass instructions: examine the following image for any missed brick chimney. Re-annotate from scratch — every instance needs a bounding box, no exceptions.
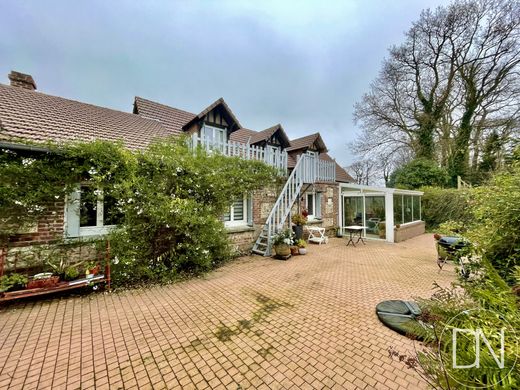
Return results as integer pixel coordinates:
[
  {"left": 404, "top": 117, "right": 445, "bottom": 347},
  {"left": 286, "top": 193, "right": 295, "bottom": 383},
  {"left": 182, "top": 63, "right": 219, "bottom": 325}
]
[{"left": 8, "top": 71, "right": 37, "bottom": 90}]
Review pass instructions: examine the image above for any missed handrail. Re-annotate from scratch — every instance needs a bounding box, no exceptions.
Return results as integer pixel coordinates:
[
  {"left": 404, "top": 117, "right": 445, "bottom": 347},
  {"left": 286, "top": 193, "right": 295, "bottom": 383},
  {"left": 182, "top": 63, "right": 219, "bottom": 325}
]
[
  {"left": 190, "top": 133, "right": 288, "bottom": 173},
  {"left": 254, "top": 153, "right": 336, "bottom": 255},
  {"left": 263, "top": 154, "right": 308, "bottom": 254}
]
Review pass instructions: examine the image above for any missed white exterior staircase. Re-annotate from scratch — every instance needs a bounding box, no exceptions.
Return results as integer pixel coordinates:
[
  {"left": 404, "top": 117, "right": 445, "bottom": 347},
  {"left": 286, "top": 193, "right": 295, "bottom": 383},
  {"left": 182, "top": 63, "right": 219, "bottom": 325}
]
[{"left": 252, "top": 154, "right": 329, "bottom": 256}]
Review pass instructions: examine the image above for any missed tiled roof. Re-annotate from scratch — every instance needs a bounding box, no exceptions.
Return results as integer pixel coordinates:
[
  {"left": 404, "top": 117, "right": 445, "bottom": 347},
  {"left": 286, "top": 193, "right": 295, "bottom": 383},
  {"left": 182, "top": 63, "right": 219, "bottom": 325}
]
[
  {"left": 133, "top": 96, "right": 195, "bottom": 135},
  {"left": 0, "top": 83, "right": 170, "bottom": 150},
  {"left": 229, "top": 124, "right": 290, "bottom": 148},
  {"left": 229, "top": 128, "right": 258, "bottom": 144},
  {"left": 286, "top": 132, "right": 328, "bottom": 153}
]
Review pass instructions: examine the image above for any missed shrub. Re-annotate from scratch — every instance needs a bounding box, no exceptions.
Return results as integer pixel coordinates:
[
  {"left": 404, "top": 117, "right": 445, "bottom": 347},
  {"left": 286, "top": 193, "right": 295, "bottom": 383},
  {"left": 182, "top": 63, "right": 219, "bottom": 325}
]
[
  {"left": 410, "top": 261, "right": 520, "bottom": 389},
  {"left": 421, "top": 186, "right": 473, "bottom": 230},
  {"left": 388, "top": 158, "right": 449, "bottom": 189},
  {"left": 108, "top": 138, "right": 278, "bottom": 285},
  {"left": 467, "top": 161, "right": 520, "bottom": 282},
  {"left": 1, "top": 137, "right": 278, "bottom": 287}
]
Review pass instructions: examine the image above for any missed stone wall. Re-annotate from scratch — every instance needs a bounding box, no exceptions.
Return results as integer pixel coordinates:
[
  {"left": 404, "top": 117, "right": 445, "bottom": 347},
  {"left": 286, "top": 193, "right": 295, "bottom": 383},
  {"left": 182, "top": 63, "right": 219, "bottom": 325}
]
[
  {"left": 227, "top": 183, "right": 340, "bottom": 252},
  {"left": 293, "top": 182, "right": 339, "bottom": 237},
  {"left": 394, "top": 221, "right": 426, "bottom": 243}
]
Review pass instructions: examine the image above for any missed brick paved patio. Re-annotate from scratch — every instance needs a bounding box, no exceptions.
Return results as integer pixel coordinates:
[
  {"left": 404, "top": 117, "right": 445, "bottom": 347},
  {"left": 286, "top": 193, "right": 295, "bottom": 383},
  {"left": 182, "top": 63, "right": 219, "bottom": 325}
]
[{"left": 0, "top": 234, "right": 455, "bottom": 389}]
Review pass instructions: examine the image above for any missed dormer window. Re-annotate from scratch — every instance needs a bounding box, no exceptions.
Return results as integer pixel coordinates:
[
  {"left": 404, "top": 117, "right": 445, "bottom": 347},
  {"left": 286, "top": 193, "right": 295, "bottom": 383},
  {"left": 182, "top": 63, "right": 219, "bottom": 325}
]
[{"left": 201, "top": 124, "right": 227, "bottom": 144}]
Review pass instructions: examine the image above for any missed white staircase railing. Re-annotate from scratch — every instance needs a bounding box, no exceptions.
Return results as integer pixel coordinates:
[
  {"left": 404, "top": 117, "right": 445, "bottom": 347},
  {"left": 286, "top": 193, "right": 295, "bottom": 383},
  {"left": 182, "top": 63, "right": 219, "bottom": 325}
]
[
  {"left": 190, "top": 133, "right": 288, "bottom": 173},
  {"left": 253, "top": 154, "right": 311, "bottom": 256}
]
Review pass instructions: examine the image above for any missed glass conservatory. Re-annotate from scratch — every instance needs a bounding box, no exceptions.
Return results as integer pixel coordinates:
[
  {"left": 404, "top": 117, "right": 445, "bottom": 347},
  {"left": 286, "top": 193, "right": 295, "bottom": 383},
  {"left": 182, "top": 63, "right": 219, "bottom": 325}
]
[{"left": 338, "top": 183, "right": 424, "bottom": 243}]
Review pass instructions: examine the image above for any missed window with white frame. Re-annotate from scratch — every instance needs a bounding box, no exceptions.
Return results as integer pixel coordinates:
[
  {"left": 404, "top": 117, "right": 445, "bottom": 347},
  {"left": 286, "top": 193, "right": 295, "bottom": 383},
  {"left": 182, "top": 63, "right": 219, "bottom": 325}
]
[
  {"left": 306, "top": 192, "right": 322, "bottom": 219},
  {"left": 223, "top": 195, "right": 248, "bottom": 226},
  {"left": 201, "top": 124, "right": 226, "bottom": 144},
  {"left": 66, "top": 185, "right": 122, "bottom": 237},
  {"left": 267, "top": 145, "right": 280, "bottom": 166}
]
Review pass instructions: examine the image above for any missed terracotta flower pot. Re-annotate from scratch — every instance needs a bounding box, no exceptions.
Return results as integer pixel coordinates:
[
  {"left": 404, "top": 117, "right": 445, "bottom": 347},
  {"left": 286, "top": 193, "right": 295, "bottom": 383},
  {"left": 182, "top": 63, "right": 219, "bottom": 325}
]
[
  {"left": 27, "top": 276, "right": 60, "bottom": 289},
  {"left": 274, "top": 244, "right": 291, "bottom": 256},
  {"left": 290, "top": 246, "right": 299, "bottom": 256}
]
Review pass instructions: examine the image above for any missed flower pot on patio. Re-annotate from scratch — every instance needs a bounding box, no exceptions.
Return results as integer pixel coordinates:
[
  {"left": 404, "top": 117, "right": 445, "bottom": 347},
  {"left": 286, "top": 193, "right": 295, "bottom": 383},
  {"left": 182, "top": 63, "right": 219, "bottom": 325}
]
[
  {"left": 298, "top": 248, "right": 307, "bottom": 255},
  {"left": 274, "top": 244, "right": 291, "bottom": 257},
  {"left": 290, "top": 246, "right": 299, "bottom": 256},
  {"left": 292, "top": 225, "right": 304, "bottom": 240}
]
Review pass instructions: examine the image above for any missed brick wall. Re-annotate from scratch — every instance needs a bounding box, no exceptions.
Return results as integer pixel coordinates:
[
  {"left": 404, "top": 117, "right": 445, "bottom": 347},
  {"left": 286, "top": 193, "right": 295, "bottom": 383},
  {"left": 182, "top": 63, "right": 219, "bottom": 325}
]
[
  {"left": 293, "top": 183, "right": 339, "bottom": 236},
  {"left": 227, "top": 182, "right": 341, "bottom": 253},
  {"left": 7, "top": 201, "right": 65, "bottom": 248},
  {"left": 394, "top": 221, "right": 426, "bottom": 243}
]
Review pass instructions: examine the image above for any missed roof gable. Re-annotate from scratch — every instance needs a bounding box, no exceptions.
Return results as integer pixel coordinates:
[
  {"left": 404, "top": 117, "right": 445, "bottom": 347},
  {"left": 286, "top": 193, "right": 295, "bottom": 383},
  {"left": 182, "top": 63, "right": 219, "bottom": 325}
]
[
  {"left": 287, "top": 132, "right": 328, "bottom": 153},
  {"left": 182, "top": 98, "right": 242, "bottom": 132}
]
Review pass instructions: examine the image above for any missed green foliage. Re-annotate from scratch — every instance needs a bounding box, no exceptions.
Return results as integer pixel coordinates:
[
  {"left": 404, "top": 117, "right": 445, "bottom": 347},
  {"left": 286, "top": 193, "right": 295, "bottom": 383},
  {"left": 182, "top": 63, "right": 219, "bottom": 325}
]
[
  {"left": 421, "top": 187, "right": 473, "bottom": 229},
  {"left": 413, "top": 260, "right": 520, "bottom": 389},
  {"left": 0, "top": 273, "right": 28, "bottom": 292},
  {"left": 436, "top": 220, "right": 466, "bottom": 236},
  {"left": 291, "top": 214, "right": 307, "bottom": 226},
  {"left": 1, "top": 137, "right": 278, "bottom": 287},
  {"left": 388, "top": 158, "right": 449, "bottom": 189},
  {"left": 466, "top": 161, "right": 520, "bottom": 282},
  {"left": 107, "top": 138, "right": 278, "bottom": 285},
  {"left": 296, "top": 239, "right": 306, "bottom": 248},
  {"left": 272, "top": 229, "right": 294, "bottom": 246},
  {"left": 0, "top": 140, "right": 135, "bottom": 243},
  {"left": 64, "top": 266, "right": 80, "bottom": 281}
]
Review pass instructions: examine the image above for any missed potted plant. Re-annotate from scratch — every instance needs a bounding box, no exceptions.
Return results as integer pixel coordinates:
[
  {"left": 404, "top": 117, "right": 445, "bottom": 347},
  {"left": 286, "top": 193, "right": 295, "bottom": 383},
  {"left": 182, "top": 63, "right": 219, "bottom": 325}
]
[
  {"left": 0, "top": 273, "right": 28, "bottom": 293},
  {"left": 290, "top": 245, "right": 299, "bottom": 256},
  {"left": 291, "top": 214, "right": 307, "bottom": 240},
  {"left": 272, "top": 229, "right": 293, "bottom": 257},
  {"left": 85, "top": 262, "right": 100, "bottom": 279},
  {"left": 297, "top": 239, "right": 307, "bottom": 255},
  {"left": 378, "top": 222, "right": 386, "bottom": 239},
  {"left": 64, "top": 266, "right": 80, "bottom": 281},
  {"left": 27, "top": 273, "right": 60, "bottom": 289}
]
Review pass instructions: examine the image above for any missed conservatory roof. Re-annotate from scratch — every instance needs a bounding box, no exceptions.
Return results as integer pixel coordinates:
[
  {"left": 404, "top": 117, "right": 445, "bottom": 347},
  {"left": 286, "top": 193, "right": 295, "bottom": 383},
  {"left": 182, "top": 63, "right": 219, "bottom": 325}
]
[{"left": 339, "top": 183, "right": 423, "bottom": 196}]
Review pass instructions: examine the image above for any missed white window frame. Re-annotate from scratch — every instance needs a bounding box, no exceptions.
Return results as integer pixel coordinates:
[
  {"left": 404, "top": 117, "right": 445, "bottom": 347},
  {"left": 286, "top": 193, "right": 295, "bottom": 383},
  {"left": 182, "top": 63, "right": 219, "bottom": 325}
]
[
  {"left": 201, "top": 124, "right": 227, "bottom": 144},
  {"left": 224, "top": 195, "right": 248, "bottom": 227},
  {"left": 306, "top": 192, "right": 316, "bottom": 220},
  {"left": 65, "top": 185, "right": 118, "bottom": 238},
  {"left": 267, "top": 145, "right": 280, "bottom": 166},
  {"left": 306, "top": 191, "right": 322, "bottom": 220}
]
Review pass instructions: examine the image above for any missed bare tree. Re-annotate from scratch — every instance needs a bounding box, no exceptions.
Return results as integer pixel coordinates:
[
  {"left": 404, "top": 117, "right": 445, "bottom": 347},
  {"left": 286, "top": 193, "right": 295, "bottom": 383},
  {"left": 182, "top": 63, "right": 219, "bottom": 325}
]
[
  {"left": 353, "top": 0, "right": 520, "bottom": 184},
  {"left": 448, "top": 0, "right": 520, "bottom": 180}
]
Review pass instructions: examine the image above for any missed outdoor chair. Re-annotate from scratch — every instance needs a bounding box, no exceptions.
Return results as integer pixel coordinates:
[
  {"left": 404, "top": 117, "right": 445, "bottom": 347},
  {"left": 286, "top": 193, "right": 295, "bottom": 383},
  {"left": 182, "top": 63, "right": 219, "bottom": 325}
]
[{"left": 306, "top": 226, "right": 328, "bottom": 245}]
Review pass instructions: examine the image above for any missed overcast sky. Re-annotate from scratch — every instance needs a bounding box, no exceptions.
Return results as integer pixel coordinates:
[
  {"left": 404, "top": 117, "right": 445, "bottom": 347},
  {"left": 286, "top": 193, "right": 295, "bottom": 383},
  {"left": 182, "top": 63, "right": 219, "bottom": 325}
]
[{"left": 0, "top": 0, "right": 451, "bottom": 166}]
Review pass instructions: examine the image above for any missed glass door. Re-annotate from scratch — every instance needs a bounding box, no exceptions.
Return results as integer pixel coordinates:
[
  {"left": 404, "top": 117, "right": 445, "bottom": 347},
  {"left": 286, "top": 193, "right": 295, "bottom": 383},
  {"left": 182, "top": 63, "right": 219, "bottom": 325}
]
[
  {"left": 364, "top": 196, "right": 386, "bottom": 239},
  {"left": 343, "top": 196, "right": 364, "bottom": 228}
]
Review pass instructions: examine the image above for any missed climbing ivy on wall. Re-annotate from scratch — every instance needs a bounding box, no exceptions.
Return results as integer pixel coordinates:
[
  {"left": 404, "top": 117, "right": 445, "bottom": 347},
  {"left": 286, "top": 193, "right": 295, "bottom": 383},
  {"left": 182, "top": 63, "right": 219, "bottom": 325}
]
[{"left": 0, "top": 137, "right": 278, "bottom": 284}]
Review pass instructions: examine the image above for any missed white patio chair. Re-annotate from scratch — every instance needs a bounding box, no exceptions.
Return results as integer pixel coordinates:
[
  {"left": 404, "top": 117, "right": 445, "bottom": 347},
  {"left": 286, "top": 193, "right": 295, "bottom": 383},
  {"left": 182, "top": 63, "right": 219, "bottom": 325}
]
[{"left": 306, "top": 226, "right": 329, "bottom": 245}]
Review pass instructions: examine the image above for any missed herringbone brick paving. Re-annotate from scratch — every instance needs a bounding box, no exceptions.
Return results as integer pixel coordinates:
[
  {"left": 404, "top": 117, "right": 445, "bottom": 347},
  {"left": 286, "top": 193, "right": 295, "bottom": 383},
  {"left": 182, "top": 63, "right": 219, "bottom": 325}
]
[{"left": 0, "top": 234, "right": 454, "bottom": 389}]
